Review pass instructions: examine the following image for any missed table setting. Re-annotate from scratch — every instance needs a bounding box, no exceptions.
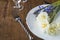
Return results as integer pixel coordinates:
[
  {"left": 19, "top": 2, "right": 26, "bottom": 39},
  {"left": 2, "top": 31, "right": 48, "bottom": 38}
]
[
  {"left": 26, "top": 0, "right": 60, "bottom": 40},
  {"left": 0, "top": 0, "right": 60, "bottom": 40},
  {"left": 12, "top": 0, "right": 60, "bottom": 40}
]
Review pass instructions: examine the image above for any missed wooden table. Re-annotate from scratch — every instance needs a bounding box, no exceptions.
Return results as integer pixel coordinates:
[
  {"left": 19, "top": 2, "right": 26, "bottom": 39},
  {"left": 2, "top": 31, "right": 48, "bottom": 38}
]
[{"left": 0, "top": 0, "right": 57, "bottom": 40}]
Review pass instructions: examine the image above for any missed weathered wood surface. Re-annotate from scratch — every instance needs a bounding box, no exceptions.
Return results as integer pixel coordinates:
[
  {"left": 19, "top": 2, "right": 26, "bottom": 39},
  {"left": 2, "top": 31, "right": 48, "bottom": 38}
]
[{"left": 0, "top": 0, "right": 56, "bottom": 40}]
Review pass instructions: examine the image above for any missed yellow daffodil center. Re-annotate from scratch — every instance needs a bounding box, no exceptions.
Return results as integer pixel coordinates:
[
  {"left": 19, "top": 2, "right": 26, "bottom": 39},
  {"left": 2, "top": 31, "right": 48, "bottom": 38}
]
[
  {"left": 41, "top": 15, "right": 46, "bottom": 20},
  {"left": 42, "top": 23, "right": 47, "bottom": 28},
  {"left": 49, "top": 27, "right": 56, "bottom": 33}
]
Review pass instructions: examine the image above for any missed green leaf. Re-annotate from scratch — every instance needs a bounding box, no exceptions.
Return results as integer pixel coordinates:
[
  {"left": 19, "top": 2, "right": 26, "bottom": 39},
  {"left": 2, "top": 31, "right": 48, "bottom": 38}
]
[
  {"left": 49, "top": 5, "right": 60, "bottom": 23},
  {"left": 49, "top": 1, "right": 60, "bottom": 23},
  {"left": 52, "top": 1, "right": 60, "bottom": 7},
  {"left": 58, "top": 0, "right": 60, "bottom": 1}
]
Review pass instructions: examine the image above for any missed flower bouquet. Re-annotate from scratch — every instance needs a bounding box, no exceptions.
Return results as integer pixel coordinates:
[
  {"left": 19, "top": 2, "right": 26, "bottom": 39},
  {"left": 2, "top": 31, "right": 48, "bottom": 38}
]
[
  {"left": 36, "top": 0, "right": 60, "bottom": 35},
  {"left": 43, "top": 0, "right": 60, "bottom": 23}
]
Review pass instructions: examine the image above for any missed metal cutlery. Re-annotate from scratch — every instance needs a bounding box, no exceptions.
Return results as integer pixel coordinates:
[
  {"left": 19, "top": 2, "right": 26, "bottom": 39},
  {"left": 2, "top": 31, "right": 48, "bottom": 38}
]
[{"left": 12, "top": 9, "right": 33, "bottom": 40}]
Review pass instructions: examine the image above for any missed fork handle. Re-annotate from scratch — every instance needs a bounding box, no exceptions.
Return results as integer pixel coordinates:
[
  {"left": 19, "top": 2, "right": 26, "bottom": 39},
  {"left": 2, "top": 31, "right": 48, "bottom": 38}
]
[{"left": 15, "top": 17, "right": 33, "bottom": 40}]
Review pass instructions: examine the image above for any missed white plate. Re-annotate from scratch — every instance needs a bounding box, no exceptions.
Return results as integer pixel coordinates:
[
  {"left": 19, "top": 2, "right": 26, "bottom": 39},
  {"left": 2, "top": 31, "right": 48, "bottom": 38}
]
[{"left": 26, "top": 4, "right": 60, "bottom": 40}]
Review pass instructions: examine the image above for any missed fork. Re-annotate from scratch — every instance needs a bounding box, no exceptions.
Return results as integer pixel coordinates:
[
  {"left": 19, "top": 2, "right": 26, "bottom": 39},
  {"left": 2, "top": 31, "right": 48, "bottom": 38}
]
[
  {"left": 12, "top": 9, "right": 33, "bottom": 40},
  {"left": 12, "top": 1, "right": 50, "bottom": 40}
]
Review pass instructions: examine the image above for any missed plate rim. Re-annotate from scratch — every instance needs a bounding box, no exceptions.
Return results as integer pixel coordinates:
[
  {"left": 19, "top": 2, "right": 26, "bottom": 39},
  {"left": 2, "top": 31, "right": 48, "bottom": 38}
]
[{"left": 26, "top": 4, "right": 50, "bottom": 39}]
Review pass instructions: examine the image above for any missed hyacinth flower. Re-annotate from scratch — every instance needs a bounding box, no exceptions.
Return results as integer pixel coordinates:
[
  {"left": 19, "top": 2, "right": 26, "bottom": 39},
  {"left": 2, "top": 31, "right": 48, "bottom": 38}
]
[
  {"left": 34, "top": 5, "right": 49, "bottom": 16},
  {"left": 34, "top": 0, "right": 60, "bottom": 23},
  {"left": 43, "top": 1, "right": 60, "bottom": 23},
  {"left": 43, "top": 5, "right": 54, "bottom": 13},
  {"left": 43, "top": 5, "right": 56, "bottom": 23}
]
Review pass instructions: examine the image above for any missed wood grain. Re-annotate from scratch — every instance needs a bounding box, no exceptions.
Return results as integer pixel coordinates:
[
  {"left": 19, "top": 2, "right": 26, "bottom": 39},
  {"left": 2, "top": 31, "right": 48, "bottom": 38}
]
[{"left": 0, "top": 0, "right": 57, "bottom": 40}]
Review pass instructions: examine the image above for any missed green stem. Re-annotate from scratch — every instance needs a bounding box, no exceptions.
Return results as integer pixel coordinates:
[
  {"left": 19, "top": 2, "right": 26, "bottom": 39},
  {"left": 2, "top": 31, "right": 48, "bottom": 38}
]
[
  {"left": 52, "top": 1, "right": 60, "bottom": 7},
  {"left": 49, "top": 6, "right": 60, "bottom": 23},
  {"left": 49, "top": 1, "right": 60, "bottom": 23}
]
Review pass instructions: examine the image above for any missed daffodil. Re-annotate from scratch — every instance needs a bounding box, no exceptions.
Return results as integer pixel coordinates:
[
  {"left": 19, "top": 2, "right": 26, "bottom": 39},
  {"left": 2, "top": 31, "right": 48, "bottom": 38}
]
[
  {"left": 36, "top": 12, "right": 49, "bottom": 22},
  {"left": 47, "top": 23, "right": 57, "bottom": 35}
]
